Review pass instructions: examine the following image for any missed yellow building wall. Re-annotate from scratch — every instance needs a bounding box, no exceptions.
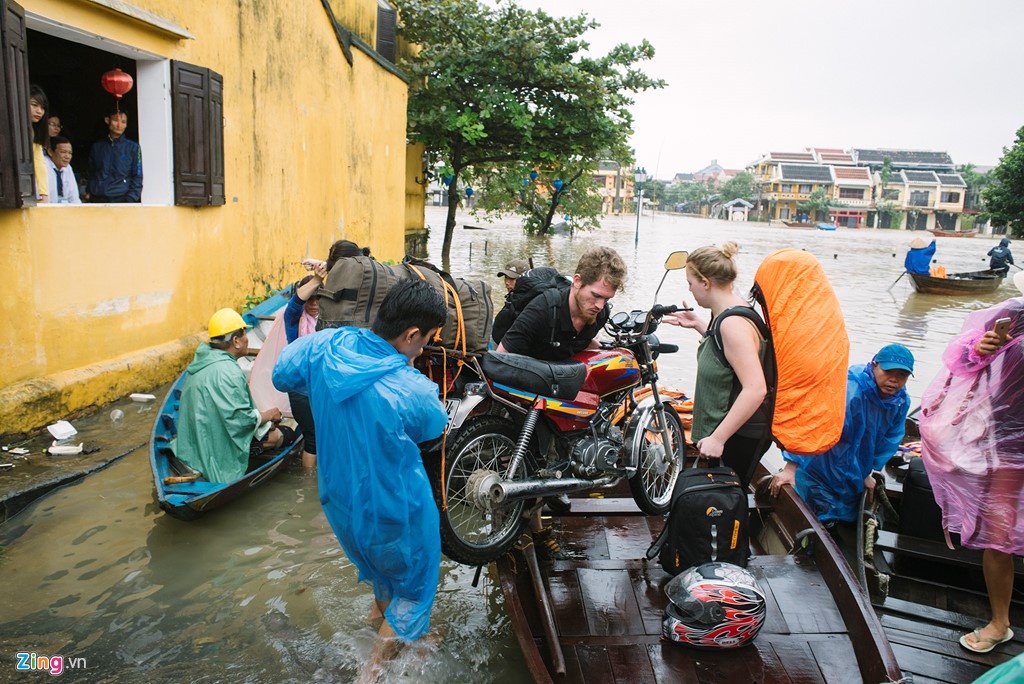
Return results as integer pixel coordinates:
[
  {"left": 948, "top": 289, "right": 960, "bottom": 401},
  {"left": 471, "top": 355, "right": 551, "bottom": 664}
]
[{"left": 0, "top": 0, "right": 415, "bottom": 434}]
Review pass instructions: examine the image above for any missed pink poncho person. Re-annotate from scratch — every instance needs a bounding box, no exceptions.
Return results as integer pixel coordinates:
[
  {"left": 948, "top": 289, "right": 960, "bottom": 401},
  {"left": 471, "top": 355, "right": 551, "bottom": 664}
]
[{"left": 919, "top": 297, "right": 1024, "bottom": 554}]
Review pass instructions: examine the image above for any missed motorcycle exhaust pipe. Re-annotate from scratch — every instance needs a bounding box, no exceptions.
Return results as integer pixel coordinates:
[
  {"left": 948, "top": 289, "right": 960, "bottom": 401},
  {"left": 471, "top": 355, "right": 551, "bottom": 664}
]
[{"left": 490, "top": 475, "right": 617, "bottom": 504}]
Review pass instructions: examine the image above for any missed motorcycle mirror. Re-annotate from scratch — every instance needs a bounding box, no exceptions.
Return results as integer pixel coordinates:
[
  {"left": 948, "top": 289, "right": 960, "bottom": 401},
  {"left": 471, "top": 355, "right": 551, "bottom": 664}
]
[{"left": 664, "top": 251, "right": 688, "bottom": 271}]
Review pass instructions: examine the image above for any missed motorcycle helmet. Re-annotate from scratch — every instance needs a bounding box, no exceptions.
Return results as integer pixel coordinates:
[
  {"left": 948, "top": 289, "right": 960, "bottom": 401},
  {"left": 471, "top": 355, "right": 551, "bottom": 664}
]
[{"left": 662, "top": 562, "right": 766, "bottom": 649}]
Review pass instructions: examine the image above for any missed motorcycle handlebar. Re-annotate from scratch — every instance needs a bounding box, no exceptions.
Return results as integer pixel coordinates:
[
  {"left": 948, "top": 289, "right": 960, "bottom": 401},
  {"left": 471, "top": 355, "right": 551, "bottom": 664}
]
[
  {"left": 650, "top": 304, "right": 693, "bottom": 317},
  {"left": 656, "top": 343, "right": 679, "bottom": 354}
]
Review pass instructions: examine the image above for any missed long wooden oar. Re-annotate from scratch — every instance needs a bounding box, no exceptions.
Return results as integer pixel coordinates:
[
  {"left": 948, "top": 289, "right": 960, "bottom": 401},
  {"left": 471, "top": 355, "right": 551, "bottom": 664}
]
[{"left": 887, "top": 271, "right": 907, "bottom": 291}]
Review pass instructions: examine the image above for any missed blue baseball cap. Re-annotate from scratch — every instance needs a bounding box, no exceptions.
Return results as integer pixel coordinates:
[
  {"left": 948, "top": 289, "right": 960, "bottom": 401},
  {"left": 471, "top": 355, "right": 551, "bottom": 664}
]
[{"left": 873, "top": 344, "right": 914, "bottom": 374}]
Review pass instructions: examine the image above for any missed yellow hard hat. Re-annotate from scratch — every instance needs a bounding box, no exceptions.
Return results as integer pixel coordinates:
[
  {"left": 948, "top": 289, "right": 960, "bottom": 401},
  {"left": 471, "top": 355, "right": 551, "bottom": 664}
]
[{"left": 208, "top": 308, "right": 249, "bottom": 338}]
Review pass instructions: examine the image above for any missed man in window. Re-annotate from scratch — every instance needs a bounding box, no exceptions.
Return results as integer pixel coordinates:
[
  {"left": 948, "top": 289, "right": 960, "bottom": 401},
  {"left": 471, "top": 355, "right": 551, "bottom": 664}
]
[
  {"left": 86, "top": 110, "right": 143, "bottom": 203},
  {"left": 45, "top": 136, "right": 81, "bottom": 204}
]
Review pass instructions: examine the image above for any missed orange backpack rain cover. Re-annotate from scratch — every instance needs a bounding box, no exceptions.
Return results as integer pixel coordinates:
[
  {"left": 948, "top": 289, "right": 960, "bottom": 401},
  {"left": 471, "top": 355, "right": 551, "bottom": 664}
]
[{"left": 755, "top": 248, "right": 848, "bottom": 455}]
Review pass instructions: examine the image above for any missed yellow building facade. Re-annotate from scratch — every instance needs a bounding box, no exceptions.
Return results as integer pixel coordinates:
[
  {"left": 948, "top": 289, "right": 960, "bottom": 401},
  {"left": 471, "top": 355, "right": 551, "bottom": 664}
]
[{"left": 0, "top": 0, "right": 422, "bottom": 434}]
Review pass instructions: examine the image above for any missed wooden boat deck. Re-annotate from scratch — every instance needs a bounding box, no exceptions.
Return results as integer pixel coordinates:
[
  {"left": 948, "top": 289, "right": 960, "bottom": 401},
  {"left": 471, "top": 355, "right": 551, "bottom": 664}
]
[{"left": 499, "top": 495, "right": 892, "bottom": 683}]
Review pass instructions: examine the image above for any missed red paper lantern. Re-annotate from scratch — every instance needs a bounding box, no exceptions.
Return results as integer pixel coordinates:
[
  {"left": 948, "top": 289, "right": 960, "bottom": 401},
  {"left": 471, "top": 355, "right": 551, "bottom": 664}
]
[{"left": 101, "top": 68, "right": 134, "bottom": 110}]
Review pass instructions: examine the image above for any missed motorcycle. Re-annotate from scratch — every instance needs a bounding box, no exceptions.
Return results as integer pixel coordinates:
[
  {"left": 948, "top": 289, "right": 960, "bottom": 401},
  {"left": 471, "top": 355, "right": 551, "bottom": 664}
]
[{"left": 421, "top": 251, "right": 691, "bottom": 566}]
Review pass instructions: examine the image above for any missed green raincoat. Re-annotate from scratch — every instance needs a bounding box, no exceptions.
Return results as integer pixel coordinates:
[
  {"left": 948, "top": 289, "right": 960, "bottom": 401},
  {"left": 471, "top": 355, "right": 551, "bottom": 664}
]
[{"left": 173, "top": 344, "right": 263, "bottom": 483}]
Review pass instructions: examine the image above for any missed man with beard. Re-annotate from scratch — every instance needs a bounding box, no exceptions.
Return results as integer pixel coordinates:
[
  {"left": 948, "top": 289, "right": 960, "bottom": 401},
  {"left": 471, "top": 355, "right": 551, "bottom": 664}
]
[
  {"left": 496, "top": 246, "right": 627, "bottom": 361},
  {"left": 495, "top": 246, "right": 627, "bottom": 557}
]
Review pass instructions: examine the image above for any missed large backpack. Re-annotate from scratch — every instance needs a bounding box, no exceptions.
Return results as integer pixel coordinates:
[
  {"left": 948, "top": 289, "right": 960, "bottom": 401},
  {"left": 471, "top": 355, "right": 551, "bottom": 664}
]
[
  {"left": 647, "top": 466, "right": 749, "bottom": 575},
  {"left": 491, "top": 266, "right": 570, "bottom": 344},
  {"left": 317, "top": 255, "right": 493, "bottom": 354},
  {"left": 709, "top": 248, "right": 849, "bottom": 455}
]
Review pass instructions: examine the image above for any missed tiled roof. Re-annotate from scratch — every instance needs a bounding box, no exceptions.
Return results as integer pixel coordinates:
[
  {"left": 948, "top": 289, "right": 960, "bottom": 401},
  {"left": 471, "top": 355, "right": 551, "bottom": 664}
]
[
  {"left": 937, "top": 174, "right": 966, "bottom": 187},
  {"left": 855, "top": 149, "right": 953, "bottom": 167},
  {"left": 771, "top": 152, "right": 815, "bottom": 162},
  {"left": 820, "top": 153, "right": 855, "bottom": 163},
  {"left": 904, "top": 171, "right": 939, "bottom": 184},
  {"left": 780, "top": 164, "right": 832, "bottom": 182},
  {"left": 833, "top": 167, "right": 871, "bottom": 181}
]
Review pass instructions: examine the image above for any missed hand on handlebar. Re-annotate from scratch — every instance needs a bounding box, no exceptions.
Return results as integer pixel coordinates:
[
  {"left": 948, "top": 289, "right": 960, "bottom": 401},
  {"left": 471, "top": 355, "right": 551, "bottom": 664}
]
[{"left": 662, "top": 300, "right": 701, "bottom": 329}]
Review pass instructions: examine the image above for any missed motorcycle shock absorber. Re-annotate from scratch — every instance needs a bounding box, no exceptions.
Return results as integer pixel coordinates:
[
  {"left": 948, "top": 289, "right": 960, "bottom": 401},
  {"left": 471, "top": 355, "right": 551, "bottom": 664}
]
[{"left": 506, "top": 397, "right": 545, "bottom": 479}]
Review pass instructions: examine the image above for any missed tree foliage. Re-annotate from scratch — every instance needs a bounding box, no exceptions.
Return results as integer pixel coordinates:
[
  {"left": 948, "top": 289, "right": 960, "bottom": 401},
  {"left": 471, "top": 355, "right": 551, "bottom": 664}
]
[
  {"left": 982, "top": 126, "right": 1024, "bottom": 237},
  {"left": 395, "top": 0, "right": 664, "bottom": 261},
  {"left": 718, "top": 171, "right": 755, "bottom": 203},
  {"left": 799, "top": 188, "right": 843, "bottom": 222},
  {"left": 472, "top": 162, "right": 604, "bottom": 234}
]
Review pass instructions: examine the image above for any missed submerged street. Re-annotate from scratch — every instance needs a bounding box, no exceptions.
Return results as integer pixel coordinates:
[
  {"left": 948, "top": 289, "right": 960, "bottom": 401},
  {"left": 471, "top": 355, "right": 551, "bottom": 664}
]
[{"left": 0, "top": 207, "right": 1016, "bottom": 682}]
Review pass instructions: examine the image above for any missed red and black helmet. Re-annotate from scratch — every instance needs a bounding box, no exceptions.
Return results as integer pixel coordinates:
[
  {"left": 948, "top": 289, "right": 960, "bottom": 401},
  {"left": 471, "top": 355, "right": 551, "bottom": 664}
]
[{"left": 662, "top": 562, "right": 766, "bottom": 649}]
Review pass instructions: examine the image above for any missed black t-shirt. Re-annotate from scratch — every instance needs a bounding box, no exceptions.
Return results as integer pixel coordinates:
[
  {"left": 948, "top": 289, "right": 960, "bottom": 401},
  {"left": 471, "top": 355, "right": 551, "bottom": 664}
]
[{"left": 500, "top": 287, "right": 609, "bottom": 361}]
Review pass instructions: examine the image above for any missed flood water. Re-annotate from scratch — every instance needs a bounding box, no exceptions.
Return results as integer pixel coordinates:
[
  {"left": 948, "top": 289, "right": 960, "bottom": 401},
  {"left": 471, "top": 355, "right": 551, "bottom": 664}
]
[{"left": 0, "top": 207, "right": 1016, "bottom": 682}]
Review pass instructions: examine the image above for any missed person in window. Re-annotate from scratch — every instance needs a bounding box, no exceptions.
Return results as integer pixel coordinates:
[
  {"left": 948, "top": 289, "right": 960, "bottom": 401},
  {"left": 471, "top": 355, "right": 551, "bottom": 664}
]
[
  {"left": 86, "top": 110, "right": 143, "bottom": 203},
  {"left": 46, "top": 114, "right": 62, "bottom": 140},
  {"left": 29, "top": 85, "right": 50, "bottom": 202},
  {"left": 44, "top": 136, "right": 81, "bottom": 204}
]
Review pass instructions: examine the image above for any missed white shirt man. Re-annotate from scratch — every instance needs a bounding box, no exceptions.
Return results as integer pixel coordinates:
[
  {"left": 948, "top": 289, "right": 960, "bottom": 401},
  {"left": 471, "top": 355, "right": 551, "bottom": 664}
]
[{"left": 45, "top": 136, "right": 81, "bottom": 204}]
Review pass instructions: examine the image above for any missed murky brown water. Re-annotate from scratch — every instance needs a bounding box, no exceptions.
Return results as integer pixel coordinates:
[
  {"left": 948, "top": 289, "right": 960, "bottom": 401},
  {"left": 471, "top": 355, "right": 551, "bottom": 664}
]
[{"left": 0, "top": 207, "right": 1015, "bottom": 682}]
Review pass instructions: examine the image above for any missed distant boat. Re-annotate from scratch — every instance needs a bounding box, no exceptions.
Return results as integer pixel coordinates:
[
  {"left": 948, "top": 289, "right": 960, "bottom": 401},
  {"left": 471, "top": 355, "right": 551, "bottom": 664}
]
[
  {"left": 929, "top": 229, "right": 977, "bottom": 238},
  {"left": 909, "top": 268, "right": 1004, "bottom": 295},
  {"left": 816, "top": 222, "right": 837, "bottom": 231},
  {"left": 782, "top": 221, "right": 815, "bottom": 229}
]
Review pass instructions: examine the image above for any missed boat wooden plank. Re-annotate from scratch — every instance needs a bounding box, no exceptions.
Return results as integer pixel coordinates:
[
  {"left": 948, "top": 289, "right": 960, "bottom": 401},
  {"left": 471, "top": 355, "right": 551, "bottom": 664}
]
[
  {"left": 545, "top": 567, "right": 592, "bottom": 637},
  {"left": 747, "top": 562, "right": 796, "bottom": 636},
  {"left": 806, "top": 637, "right": 865, "bottom": 684},
  {"left": 575, "top": 567, "right": 648, "bottom": 636},
  {"left": 756, "top": 556, "right": 847, "bottom": 634},
  {"left": 882, "top": 616, "right": 1024, "bottom": 664},
  {"left": 890, "top": 641, "right": 992, "bottom": 683},
  {"left": 762, "top": 638, "right": 830, "bottom": 683},
  {"left": 628, "top": 568, "right": 672, "bottom": 636}
]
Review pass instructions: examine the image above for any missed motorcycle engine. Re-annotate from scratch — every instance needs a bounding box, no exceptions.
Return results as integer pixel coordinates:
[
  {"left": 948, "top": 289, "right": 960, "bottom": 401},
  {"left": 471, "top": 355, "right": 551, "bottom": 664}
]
[{"left": 569, "top": 423, "right": 624, "bottom": 478}]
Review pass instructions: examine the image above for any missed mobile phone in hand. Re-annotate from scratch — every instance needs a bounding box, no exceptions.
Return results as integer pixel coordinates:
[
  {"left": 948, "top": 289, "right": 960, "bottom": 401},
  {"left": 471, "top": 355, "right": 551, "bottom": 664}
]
[{"left": 993, "top": 317, "right": 1011, "bottom": 342}]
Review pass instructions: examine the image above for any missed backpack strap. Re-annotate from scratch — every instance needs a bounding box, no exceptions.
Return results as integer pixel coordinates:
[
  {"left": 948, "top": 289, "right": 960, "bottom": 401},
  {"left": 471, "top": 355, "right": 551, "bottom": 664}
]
[{"left": 707, "top": 305, "right": 769, "bottom": 367}]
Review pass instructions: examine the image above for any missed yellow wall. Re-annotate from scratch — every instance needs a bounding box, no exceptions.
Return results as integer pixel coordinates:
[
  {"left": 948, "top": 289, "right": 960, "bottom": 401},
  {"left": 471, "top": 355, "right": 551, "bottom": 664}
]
[{"left": 0, "top": 0, "right": 416, "bottom": 434}]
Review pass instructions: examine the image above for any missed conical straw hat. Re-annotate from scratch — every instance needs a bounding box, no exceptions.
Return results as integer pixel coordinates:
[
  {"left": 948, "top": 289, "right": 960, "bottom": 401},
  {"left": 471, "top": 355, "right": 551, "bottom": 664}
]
[{"left": 908, "top": 237, "right": 929, "bottom": 249}]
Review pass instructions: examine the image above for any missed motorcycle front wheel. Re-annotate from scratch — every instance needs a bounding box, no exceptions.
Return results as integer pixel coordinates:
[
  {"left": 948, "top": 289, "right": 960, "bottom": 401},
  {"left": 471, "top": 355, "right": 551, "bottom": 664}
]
[
  {"left": 627, "top": 404, "right": 684, "bottom": 514},
  {"left": 428, "top": 416, "right": 528, "bottom": 566}
]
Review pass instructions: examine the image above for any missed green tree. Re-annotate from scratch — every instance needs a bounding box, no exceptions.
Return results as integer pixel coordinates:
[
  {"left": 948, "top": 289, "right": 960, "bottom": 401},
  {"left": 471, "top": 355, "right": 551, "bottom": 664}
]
[
  {"left": 982, "top": 126, "right": 1024, "bottom": 237},
  {"left": 799, "top": 188, "right": 844, "bottom": 223},
  {"left": 473, "top": 162, "right": 604, "bottom": 233},
  {"left": 395, "top": 0, "right": 664, "bottom": 260},
  {"left": 718, "top": 171, "right": 755, "bottom": 203}
]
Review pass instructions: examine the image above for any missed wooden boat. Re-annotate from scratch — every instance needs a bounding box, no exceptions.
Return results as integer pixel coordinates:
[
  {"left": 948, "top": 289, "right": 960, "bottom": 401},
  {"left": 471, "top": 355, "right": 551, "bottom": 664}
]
[
  {"left": 149, "top": 291, "right": 303, "bottom": 521},
  {"left": 930, "top": 229, "right": 978, "bottom": 238},
  {"left": 497, "top": 462, "right": 903, "bottom": 683},
  {"left": 782, "top": 221, "right": 814, "bottom": 229},
  {"left": 909, "top": 269, "right": 1004, "bottom": 295}
]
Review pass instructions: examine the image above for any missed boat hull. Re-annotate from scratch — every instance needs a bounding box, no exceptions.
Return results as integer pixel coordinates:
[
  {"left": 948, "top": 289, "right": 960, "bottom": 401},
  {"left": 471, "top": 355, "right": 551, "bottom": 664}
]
[
  {"left": 929, "top": 229, "right": 977, "bottom": 238},
  {"left": 909, "top": 269, "right": 1004, "bottom": 295}
]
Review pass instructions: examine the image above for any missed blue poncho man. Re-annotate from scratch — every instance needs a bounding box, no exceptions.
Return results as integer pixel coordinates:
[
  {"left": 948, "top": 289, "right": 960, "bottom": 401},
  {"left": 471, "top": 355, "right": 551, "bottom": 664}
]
[
  {"left": 272, "top": 327, "right": 447, "bottom": 640},
  {"left": 783, "top": 363, "right": 910, "bottom": 523}
]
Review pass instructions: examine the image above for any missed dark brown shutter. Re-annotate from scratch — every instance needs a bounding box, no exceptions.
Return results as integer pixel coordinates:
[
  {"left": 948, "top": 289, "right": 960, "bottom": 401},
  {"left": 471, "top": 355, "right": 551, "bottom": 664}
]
[
  {"left": 171, "top": 61, "right": 225, "bottom": 206},
  {"left": 0, "top": 0, "right": 34, "bottom": 208},
  {"left": 376, "top": 5, "right": 397, "bottom": 63}
]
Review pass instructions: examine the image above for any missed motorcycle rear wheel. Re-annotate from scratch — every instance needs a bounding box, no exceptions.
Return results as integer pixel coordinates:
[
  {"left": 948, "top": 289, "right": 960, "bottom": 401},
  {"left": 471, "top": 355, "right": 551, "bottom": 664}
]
[
  {"left": 429, "top": 416, "right": 528, "bottom": 566},
  {"left": 627, "top": 405, "right": 684, "bottom": 514}
]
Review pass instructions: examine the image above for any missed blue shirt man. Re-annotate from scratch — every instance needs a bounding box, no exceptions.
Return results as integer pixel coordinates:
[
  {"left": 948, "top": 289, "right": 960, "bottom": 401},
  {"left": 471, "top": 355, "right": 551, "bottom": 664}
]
[
  {"left": 87, "top": 111, "right": 143, "bottom": 203},
  {"left": 772, "top": 344, "right": 914, "bottom": 524}
]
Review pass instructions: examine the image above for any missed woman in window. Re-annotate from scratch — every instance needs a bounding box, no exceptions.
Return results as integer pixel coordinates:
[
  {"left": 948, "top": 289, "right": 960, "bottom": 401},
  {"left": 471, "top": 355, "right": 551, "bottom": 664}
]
[{"left": 29, "top": 84, "right": 50, "bottom": 202}]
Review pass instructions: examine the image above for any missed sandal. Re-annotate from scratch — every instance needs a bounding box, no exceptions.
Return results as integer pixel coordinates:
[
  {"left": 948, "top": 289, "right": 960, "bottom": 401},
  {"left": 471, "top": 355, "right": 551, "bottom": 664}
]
[{"left": 959, "top": 627, "right": 1014, "bottom": 653}]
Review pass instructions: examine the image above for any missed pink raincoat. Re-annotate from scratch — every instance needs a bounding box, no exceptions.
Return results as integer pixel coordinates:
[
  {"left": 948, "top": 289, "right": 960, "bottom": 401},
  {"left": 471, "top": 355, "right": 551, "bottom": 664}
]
[{"left": 919, "top": 297, "right": 1024, "bottom": 554}]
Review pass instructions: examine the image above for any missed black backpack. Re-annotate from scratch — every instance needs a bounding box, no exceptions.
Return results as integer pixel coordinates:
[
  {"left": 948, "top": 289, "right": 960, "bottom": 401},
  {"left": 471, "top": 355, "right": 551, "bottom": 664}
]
[
  {"left": 646, "top": 466, "right": 749, "bottom": 575},
  {"left": 491, "top": 267, "right": 570, "bottom": 344}
]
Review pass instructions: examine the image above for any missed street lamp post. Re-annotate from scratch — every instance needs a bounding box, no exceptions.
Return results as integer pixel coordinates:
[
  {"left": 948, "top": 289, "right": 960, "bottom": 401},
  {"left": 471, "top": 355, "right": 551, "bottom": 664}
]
[{"left": 634, "top": 167, "right": 646, "bottom": 246}]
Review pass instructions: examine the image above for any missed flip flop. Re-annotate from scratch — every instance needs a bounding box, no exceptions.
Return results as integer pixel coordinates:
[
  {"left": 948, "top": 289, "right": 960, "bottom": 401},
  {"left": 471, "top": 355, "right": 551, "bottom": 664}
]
[{"left": 959, "top": 628, "right": 1014, "bottom": 654}]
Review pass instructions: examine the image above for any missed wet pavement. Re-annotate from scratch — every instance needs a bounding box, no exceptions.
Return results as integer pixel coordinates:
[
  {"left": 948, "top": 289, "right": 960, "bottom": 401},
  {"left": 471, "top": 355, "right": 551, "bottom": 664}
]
[{"left": 0, "top": 380, "right": 172, "bottom": 523}]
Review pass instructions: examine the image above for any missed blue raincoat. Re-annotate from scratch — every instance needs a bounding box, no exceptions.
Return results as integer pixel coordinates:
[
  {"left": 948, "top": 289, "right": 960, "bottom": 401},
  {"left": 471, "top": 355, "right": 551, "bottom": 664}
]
[
  {"left": 904, "top": 241, "right": 936, "bottom": 275},
  {"left": 272, "top": 327, "right": 447, "bottom": 641},
  {"left": 783, "top": 363, "right": 910, "bottom": 523}
]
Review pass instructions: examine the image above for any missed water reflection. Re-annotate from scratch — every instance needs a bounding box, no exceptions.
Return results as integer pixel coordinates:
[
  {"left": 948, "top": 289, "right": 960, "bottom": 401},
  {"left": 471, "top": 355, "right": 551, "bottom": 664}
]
[{"left": 0, "top": 209, "right": 1016, "bottom": 682}]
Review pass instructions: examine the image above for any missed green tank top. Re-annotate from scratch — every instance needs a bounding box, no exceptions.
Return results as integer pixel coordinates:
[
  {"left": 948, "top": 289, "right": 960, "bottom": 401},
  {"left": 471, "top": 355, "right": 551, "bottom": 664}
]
[{"left": 692, "top": 312, "right": 769, "bottom": 442}]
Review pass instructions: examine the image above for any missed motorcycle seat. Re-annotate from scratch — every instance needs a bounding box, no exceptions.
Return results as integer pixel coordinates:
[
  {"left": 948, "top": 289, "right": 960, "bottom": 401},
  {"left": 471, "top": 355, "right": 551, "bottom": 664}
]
[{"left": 482, "top": 352, "right": 588, "bottom": 399}]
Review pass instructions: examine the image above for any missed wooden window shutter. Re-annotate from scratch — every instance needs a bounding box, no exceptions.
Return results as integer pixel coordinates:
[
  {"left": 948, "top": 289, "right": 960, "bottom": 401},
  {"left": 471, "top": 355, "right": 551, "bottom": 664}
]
[
  {"left": 0, "top": 0, "right": 34, "bottom": 208},
  {"left": 376, "top": 4, "right": 397, "bottom": 63},
  {"left": 171, "top": 61, "right": 225, "bottom": 206}
]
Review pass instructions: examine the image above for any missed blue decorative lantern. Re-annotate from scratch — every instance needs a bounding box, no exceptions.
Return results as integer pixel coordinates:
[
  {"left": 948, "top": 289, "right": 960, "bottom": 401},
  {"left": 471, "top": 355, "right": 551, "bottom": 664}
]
[
  {"left": 465, "top": 187, "right": 474, "bottom": 198},
  {"left": 521, "top": 178, "right": 529, "bottom": 187},
  {"left": 552, "top": 179, "right": 564, "bottom": 192},
  {"left": 442, "top": 175, "right": 453, "bottom": 186},
  {"left": 529, "top": 170, "right": 539, "bottom": 181}
]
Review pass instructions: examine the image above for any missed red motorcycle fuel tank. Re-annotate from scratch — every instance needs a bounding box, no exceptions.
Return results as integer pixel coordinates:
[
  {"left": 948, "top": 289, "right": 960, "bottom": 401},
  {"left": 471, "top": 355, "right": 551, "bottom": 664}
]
[{"left": 576, "top": 348, "right": 640, "bottom": 396}]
